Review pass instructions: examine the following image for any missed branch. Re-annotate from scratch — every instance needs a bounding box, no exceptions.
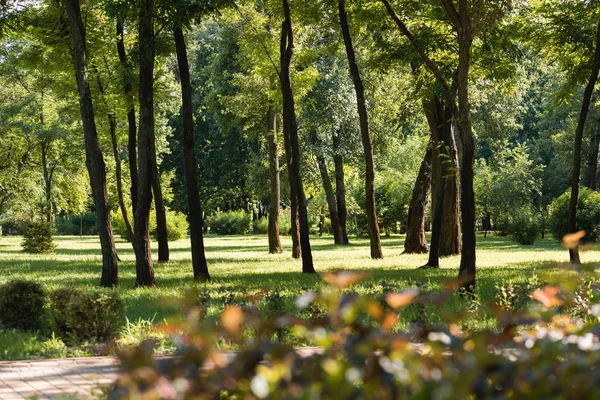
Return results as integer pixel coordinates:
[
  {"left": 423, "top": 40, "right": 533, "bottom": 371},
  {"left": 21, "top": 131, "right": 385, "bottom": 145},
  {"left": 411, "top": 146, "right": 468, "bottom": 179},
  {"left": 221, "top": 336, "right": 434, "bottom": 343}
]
[
  {"left": 380, "top": 0, "right": 457, "bottom": 110},
  {"left": 440, "top": 0, "right": 460, "bottom": 30}
]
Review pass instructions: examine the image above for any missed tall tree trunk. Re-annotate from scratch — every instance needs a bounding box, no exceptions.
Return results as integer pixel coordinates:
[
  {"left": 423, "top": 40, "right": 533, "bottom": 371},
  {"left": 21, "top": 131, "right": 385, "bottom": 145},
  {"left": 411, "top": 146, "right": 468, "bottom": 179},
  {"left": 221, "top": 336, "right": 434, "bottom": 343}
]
[
  {"left": 116, "top": 20, "right": 139, "bottom": 214},
  {"left": 280, "top": 0, "right": 315, "bottom": 273},
  {"left": 310, "top": 130, "right": 342, "bottom": 244},
  {"left": 587, "top": 119, "right": 600, "bottom": 190},
  {"left": 152, "top": 165, "right": 169, "bottom": 262},
  {"left": 403, "top": 142, "right": 432, "bottom": 254},
  {"left": 267, "top": 106, "right": 283, "bottom": 254},
  {"left": 568, "top": 22, "right": 600, "bottom": 264},
  {"left": 338, "top": 0, "right": 383, "bottom": 259},
  {"left": 134, "top": 0, "right": 156, "bottom": 287},
  {"left": 174, "top": 26, "right": 210, "bottom": 281},
  {"left": 456, "top": 0, "right": 476, "bottom": 291},
  {"left": 333, "top": 130, "right": 349, "bottom": 245},
  {"left": 439, "top": 122, "right": 461, "bottom": 257},
  {"left": 63, "top": 0, "right": 119, "bottom": 287},
  {"left": 109, "top": 114, "right": 134, "bottom": 244},
  {"left": 41, "top": 139, "right": 53, "bottom": 223}
]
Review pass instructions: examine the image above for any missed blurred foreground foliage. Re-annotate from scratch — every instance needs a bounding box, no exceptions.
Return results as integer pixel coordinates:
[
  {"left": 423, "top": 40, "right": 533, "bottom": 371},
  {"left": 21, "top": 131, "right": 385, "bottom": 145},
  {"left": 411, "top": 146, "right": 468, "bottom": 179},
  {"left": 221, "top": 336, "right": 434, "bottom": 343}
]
[{"left": 111, "top": 265, "right": 600, "bottom": 399}]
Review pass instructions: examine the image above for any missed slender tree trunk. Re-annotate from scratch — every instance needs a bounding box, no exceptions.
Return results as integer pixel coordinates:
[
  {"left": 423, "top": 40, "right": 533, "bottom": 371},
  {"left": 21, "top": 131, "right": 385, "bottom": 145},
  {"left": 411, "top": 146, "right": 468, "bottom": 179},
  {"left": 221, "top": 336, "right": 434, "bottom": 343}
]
[
  {"left": 134, "top": 0, "right": 156, "bottom": 287},
  {"left": 338, "top": 0, "right": 383, "bottom": 259},
  {"left": 456, "top": 1, "right": 476, "bottom": 291},
  {"left": 116, "top": 20, "right": 139, "bottom": 214},
  {"left": 174, "top": 26, "right": 210, "bottom": 281},
  {"left": 587, "top": 119, "right": 600, "bottom": 190},
  {"left": 109, "top": 114, "right": 134, "bottom": 244},
  {"left": 403, "top": 142, "right": 432, "bottom": 254},
  {"left": 439, "top": 121, "right": 461, "bottom": 257},
  {"left": 568, "top": 22, "right": 600, "bottom": 264},
  {"left": 280, "top": 0, "right": 315, "bottom": 273},
  {"left": 267, "top": 106, "right": 283, "bottom": 254},
  {"left": 152, "top": 165, "right": 169, "bottom": 262},
  {"left": 41, "top": 139, "right": 53, "bottom": 223},
  {"left": 333, "top": 130, "right": 349, "bottom": 245},
  {"left": 63, "top": 0, "right": 119, "bottom": 287}
]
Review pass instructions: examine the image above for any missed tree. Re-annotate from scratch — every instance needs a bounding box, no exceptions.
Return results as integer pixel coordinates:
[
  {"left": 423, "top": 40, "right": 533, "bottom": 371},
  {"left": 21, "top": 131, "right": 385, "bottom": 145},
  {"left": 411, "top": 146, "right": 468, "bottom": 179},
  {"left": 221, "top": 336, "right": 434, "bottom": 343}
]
[
  {"left": 403, "top": 143, "right": 431, "bottom": 254},
  {"left": 280, "top": 0, "right": 315, "bottom": 273},
  {"left": 338, "top": 0, "right": 383, "bottom": 259},
  {"left": 63, "top": 0, "right": 119, "bottom": 287}
]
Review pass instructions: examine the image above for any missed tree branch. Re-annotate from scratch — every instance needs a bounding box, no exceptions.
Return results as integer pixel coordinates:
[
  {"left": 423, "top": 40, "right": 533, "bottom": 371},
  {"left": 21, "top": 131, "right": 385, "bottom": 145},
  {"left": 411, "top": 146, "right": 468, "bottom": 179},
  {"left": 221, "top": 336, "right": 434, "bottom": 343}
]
[{"left": 440, "top": 0, "right": 460, "bottom": 30}]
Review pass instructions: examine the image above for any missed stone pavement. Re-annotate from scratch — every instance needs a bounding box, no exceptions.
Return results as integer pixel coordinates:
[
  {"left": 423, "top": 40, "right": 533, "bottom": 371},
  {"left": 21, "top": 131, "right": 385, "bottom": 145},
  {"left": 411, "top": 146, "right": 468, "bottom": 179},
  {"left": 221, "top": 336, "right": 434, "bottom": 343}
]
[{"left": 0, "top": 357, "right": 118, "bottom": 399}]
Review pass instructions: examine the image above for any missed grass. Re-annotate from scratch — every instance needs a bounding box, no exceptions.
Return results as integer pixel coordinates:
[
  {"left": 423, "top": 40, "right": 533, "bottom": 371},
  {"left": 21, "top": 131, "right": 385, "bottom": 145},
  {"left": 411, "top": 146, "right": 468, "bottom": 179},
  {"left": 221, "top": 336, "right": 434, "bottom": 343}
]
[{"left": 0, "top": 233, "right": 598, "bottom": 360}]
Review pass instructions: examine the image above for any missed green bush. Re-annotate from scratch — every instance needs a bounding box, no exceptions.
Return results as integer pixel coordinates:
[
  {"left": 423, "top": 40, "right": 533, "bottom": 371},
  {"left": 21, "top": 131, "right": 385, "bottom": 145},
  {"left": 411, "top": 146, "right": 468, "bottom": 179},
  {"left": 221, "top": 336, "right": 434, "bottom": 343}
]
[
  {"left": 207, "top": 210, "right": 252, "bottom": 235},
  {"left": 112, "top": 207, "right": 188, "bottom": 241},
  {"left": 0, "top": 280, "right": 46, "bottom": 331},
  {"left": 22, "top": 222, "right": 56, "bottom": 254},
  {"left": 549, "top": 187, "right": 600, "bottom": 242},
  {"left": 54, "top": 213, "right": 98, "bottom": 236},
  {"left": 50, "top": 288, "right": 124, "bottom": 343},
  {"left": 253, "top": 217, "right": 269, "bottom": 234},
  {"left": 507, "top": 208, "right": 540, "bottom": 245}
]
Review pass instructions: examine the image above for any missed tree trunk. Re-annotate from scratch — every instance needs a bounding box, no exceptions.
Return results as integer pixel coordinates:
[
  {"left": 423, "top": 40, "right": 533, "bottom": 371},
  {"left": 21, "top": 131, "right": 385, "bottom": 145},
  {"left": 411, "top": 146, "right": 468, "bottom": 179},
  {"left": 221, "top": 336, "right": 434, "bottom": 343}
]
[
  {"left": 134, "top": 0, "right": 156, "bottom": 287},
  {"left": 568, "top": 22, "right": 600, "bottom": 264},
  {"left": 280, "top": 0, "right": 315, "bottom": 273},
  {"left": 63, "top": 0, "right": 119, "bottom": 287},
  {"left": 333, "top": 130, "right": 349, "bottom": 245},
  {"left": 116, "top": 20, "right": 139, "bottom": 214},
  {"left": 587, "top": 119, "right": 600, "bottom": 190},
  {"left": 152, "top": 165, "right": 169, "bottom": 262},
  {"left": 456, "top": 1, "right": 476, "bottom": 291},
  {"left": 41, "top": 139, "right": 53, "bottom": 223},
  {"left": 174, "top": 26, "right": 210, "bottom": 281},
  {"left": 109, "top": 113, "right": 134, "bottom": 244},
  {"left": 338, "top": 0, "right": 383, "bottom": 259},
  {"left": 439, "top": 121, "right": 461, "bottom": 257},
  {"left": 267, "top": 106, "right": 283, "bottom": 254},
  {"left": 403, "top": 142, "right": 432, "bottom": 254}
]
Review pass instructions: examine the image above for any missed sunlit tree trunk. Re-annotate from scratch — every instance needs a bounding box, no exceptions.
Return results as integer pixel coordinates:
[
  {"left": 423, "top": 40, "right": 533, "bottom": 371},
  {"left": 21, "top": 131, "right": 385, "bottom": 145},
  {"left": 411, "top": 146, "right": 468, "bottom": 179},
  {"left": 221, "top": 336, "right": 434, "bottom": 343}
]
[{"left": 267, "top": 106, "right": 283, "bottom": 254}]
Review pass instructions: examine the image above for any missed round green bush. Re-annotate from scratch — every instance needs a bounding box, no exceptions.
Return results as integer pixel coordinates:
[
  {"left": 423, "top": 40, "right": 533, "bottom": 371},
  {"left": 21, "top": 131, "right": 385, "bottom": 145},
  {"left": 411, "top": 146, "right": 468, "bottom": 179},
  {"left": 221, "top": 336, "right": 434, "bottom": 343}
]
[
  {"left": 549, "top": 188, "right": 600, "bottom": 242},
  {"left": 207, "top": 210, "right": 252, "bottom": 235},
  {"left": 0, "top": 280, "right": 46, "bottom": 331},
  {"left": 22, "top": 222, "right": 56, "bottom": 254},
  {"left": 253, "top": 217, "right": 269, "bottom": 234},
  {"left": 507, "top": 208, "right": 540, "bottom": 245}
]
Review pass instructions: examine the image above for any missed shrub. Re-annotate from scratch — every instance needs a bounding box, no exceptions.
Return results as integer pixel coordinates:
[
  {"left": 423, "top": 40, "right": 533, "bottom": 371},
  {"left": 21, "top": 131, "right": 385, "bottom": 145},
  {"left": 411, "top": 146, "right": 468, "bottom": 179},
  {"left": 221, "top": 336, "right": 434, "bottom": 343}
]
[
  {"left": 507, "top": 208, "right": 540, "bottom": 245},
  {"left": 22, "top": 222, "right": 57, "bottom": 254},
  {"left": 113, "top": 207, "right": 188, "bottom": 241},
  {"left": 50, "top": 288, "right": 124, "bottom": 343},
  {"left": 207, "top": 210, "right": 252, "bottom": 235},
  {"left": 0, "top": 280, "right": 46, "bottom": 331},
  {"left": 54, "top": 213, "right": 98, "bottom": 236},
  {"left": 549, "top": 187, "right": 600, "bottom": 242},
  {"left": 253, "top": 217, "right": 269, "bottom": 234}
]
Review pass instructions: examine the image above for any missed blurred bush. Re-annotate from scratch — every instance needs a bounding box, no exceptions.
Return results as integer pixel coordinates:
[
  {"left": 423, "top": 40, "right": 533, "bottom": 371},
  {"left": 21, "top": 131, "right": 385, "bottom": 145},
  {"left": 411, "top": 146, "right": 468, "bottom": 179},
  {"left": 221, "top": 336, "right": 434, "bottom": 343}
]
[{"left": 0, "top": 280, "right": 46, "bottom": 331}]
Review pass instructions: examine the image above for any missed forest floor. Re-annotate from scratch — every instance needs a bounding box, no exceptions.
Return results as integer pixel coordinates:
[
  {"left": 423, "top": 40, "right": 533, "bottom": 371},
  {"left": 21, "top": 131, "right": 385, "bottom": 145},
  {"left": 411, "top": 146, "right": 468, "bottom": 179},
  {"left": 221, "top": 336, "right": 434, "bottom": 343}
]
[{"left": 0, "top": 233, "right": 598, "bottom": 360}]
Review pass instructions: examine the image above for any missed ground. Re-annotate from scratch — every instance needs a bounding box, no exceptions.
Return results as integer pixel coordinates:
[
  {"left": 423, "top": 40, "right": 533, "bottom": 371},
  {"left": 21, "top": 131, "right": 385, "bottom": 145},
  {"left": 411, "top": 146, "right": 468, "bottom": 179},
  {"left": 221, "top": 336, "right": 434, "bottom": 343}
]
[{"left": 0, "top": 233, "right": 597, "bottom": 360}]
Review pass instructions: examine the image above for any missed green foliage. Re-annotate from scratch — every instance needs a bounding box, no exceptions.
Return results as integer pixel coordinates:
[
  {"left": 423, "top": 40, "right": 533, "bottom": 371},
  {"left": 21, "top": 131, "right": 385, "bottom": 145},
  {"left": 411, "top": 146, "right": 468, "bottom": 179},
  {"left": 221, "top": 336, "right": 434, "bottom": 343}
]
[
  {"left": 507, "top": 208, "right": 541, "bottom": 245},
  {"left": 252, "top": 217, "right": 269, "bottom": 234},
  {"left": 0, "top": 280, "right": 46, "bottom": 331},
  {"left": 112, "top": 207, "right": 188, "bottom": 242},
  {"left": 49, "top": 287, "right": 124, "bottom": 343},
  {"left": 207, "top": 210, "right": 252, "bottom": 235},
  {"left": 54, "top": 213, "right": 98, "bottom": 236},
  {"left": 549, "top": 187, "right": 600, "bottom": 242},
  {"left": 21, "top": 222, "right": 56, "bottom": 254}
]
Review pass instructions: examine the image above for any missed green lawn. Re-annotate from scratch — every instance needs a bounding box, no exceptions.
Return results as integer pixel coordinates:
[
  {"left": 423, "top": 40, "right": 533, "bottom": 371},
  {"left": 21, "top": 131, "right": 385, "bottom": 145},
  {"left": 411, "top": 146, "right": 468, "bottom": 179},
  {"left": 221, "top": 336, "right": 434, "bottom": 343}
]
[{"left": 0, "top": 233, "right": 597, "bottom": 359}]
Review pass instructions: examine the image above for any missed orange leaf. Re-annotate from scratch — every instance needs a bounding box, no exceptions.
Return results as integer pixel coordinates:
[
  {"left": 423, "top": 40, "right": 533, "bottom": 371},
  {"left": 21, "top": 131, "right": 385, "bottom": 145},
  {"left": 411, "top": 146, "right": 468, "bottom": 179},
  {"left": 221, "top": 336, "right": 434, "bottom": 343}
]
[
  {"left": 532, "top": 286, "right": 563, "bottom": 308},
  {"left": 221, "top": 306, "right": 243, "bottom": 336},
  {"left": 381, "top": 312, "right": 398, "bottom": 331},
  {"left": 323, "top": 271, "right": 368, "bottom": 288},
  {"left": 562, "top": 231, "right": 586, "bottom": 249},
  {"left": 386, "top": 288, "right": 419, "bottom": 309}
]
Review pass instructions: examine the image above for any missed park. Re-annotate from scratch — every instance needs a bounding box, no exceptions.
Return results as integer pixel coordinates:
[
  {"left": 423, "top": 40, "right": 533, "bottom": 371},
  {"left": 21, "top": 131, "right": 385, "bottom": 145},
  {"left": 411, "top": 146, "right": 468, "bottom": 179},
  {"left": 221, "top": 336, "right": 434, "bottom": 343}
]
[{"left": 1, "top": 0, "right": 600, "bottom": 398}]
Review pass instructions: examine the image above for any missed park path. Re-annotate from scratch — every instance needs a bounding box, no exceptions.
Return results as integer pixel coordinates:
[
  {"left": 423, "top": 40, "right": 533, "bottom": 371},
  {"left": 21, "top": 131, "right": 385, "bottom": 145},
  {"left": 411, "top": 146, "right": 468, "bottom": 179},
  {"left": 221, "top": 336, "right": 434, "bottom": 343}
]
[{"left": 0, "top": 357, "right": 118, "bottom": 399}]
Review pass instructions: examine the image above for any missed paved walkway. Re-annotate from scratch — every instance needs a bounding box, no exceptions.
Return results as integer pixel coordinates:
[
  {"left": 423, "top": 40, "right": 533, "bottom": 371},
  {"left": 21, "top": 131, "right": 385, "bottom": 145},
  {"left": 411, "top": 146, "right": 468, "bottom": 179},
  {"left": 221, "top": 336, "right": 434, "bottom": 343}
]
[{"left": 0, "top": 357, "right": 118, "bottom": 399}]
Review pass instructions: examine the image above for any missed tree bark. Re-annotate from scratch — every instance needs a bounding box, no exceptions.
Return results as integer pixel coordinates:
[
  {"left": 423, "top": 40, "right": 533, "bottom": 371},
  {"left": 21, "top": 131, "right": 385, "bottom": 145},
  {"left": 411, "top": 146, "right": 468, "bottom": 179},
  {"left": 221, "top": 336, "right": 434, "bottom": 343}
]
[
  {"left": 439, "top": 123, "right": 461, "bottom": 257},
  {"left": 63, "top": 0, "right": 119, "bottom": 287},
  {"left": 338, "top": 0, "right": 383, "bottom": 259},
  {"left": 333, "top": 129, "right": 349, "bottom": 245},
  {"left": 403, "top": 142, "right": 432, "bottom": 254},
  {"left": 310, "top": 130, "right": 342, "bottom": 244},
  {"left": 280, "top": 0, "right": 315, "bottom": 273},
  {"left": 109, "top": 113, "right": 134, "bottom": 244},
  {"left": 267, "top": 105, "right": 283, "bottom": 254},
  {"left": 174, "top": 26, "right": 210, "bottom": 281},
  {"left": 568, "top": 22, "right": 600, "bottom": 264},
  {"left": 116, "top": 20, "right": 138, "bottom": 215},
  {"left": 152, "top": 164, "right": 169, "bottom": 262},
  {"left": 587, "top": 119, "right": 600, "bottom": 190},
  {"left": 41, "top": 138, "right": 53, "bottom": 223},
  {"left": 134, "top": 0, "right": 156, "bottom": 287}
]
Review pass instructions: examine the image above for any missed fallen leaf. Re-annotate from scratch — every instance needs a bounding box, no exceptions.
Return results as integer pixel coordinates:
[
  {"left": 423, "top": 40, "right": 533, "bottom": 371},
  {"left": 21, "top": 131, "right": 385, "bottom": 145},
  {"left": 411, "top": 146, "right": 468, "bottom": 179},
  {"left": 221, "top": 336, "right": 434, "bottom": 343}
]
[
  {"left": 386, "top": 288, "right": 419, "bottom": 309},
  {"left": 323, "top": 271, "right": 368, "bottom": 288},
  {"left": 221, "top": 306, "right": 243, "bottom": 336},
  {"left": 532, "top": 286, "right": 563, "bottom": 308},
  {"left": 562, "top": 231, "right": 586, "bottom": 249}
]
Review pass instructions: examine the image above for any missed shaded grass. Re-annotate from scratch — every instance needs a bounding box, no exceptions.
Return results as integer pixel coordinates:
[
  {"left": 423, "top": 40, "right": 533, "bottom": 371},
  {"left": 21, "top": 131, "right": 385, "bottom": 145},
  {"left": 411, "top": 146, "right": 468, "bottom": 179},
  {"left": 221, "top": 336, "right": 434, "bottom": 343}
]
[{"left": 1, "top": 233, "right": 599, "bottom": 359}]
